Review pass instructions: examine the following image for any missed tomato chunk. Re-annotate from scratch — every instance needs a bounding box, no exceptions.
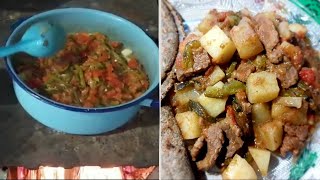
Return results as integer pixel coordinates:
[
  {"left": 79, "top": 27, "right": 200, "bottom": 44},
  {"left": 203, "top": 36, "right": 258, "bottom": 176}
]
[
  {"left": 299, "top": 68, "right": 315, "bottom": 86},
  {"left": 128, "top": 58, "right": 139, "bottom": 69}
]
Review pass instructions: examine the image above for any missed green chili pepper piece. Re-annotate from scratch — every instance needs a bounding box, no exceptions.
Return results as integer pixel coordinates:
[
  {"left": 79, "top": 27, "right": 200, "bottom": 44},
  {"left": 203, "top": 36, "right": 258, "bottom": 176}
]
[
  {"left": 282, "top": 87, "right": 306, "bottom": 97},
  {"left": 227, "top": 15, "right": 241, "bottom": 26},
  {"left": 183, "top": 40, "right": 201, "bottom": 69},
  {"left": 226, "top": 62, "right": 237, "bottom": 78},
  {"left": 188, "top": 100, "right": 209, "bottom": 119},
  {"left": 205, "top": 80, "right": 246, "bottom": 98},
  {"left": 224, "top": 80, "right": 246, "bottom": 94},
  {"left": 75, "top": 65, "right": 85, "bottom": 88},
  {"left": 205, "top": 86, "right": 226, "bottom": 98},
  {"left": 253, "top": 55, "right": 267, "bottom": 70},
  {"left": 297, "top": 81, "right": 309, "bottom": 91},
  {"left": 175, "top": 81, "right": 194, "bottom": 91}
]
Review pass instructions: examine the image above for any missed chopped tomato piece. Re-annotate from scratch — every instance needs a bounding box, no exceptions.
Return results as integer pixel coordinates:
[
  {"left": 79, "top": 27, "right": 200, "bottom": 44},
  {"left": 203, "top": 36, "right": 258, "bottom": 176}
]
[
  {"left": 88, "top": 40, "right": 100, "bottom": 50},
  {"left": 128, "top": 58, "right": 139, "bottom": 69},
  {"left": 75, "top": 33, "right": 91, "bottom": 44},
  {"left": 98, "top": 51, "right": 110, "bottom": 61},
  {"left": 89, "top": 88, "right": 98, "bottom": 95},
  {"left": 110, "top": 41, "right": 122, "bottom": 48},
  {"left": 28, "top": 78, "right": 42, "bottom": 89},
  {"left": 92, "top": 70, "right": 104, "bottom": 78},
  {"left": 299, "top": 67, "right": 315, "bottom": 86},
  {"left": 226, "top": 106, "right": 237, "bottom": 125}
]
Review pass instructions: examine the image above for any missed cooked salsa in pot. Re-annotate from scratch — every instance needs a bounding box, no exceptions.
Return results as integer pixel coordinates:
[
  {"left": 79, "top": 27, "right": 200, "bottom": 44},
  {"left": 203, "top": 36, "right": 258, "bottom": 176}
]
[{"left": 17, "top": 32, "right": 149, "bottom": 108}]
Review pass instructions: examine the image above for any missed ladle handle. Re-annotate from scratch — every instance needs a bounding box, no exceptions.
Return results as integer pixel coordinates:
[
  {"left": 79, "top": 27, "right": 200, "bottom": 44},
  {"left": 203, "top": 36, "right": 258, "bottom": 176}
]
[{"left": 0, "top": 40, "right": 34, "bottom": 58}]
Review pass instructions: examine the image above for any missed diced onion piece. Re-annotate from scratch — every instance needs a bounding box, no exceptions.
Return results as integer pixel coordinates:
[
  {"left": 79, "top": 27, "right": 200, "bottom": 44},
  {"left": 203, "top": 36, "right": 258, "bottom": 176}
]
[
  {"left": 289, "top": 23, "right": 307, "bottom": 38},
  {"left": 274, "top": 97, "right": 303, "bottom": 108},
  {"left": 121, "top": 48, "right": 133, "bottom": 61}
]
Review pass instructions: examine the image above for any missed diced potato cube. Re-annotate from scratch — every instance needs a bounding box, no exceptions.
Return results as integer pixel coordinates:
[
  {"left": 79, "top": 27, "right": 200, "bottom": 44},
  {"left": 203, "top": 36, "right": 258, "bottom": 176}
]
[
  {"left": 206, "top": 65, "right": 225, "bottom": 86},
  {"left": 248, "top": 147, "right": 271, "bottom": 176},
  {"left": 200, "top": 25, "right": 236, "bottom": 64},
  {"left": 271, "top": 101, "right": 307, "bottom": 125},
  {"left": 254, "top": 121, "right": 283, "bottom": 151},
  {"left": 252, "top": 103, "right": 271, "bottom": 125},
  {"left": 246, "top": 71, "right": 280, "bottom": 103},
  {"left": 273, "top": 97, "right": 303, "bottom": 108},
  {"left": 222, "top": 154, "right": 257, "bottom": 180},
  {"left": 289, "top": 23, "right": 307, "bottom": 38},
  {"left": 230, "top": 18, "right": 264, "bottom": 59},
  {"left": 176, "top": 111, "right": 202, "bottom": 140},
  {"left": 198, "top": 81, "right": 227, "bottom": 117}
]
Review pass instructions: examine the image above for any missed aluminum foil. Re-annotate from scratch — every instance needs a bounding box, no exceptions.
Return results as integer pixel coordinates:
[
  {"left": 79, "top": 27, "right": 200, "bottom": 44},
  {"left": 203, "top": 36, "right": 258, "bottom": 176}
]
[{"left": 167, "top": 0, "right": 320, "bottom": 179}]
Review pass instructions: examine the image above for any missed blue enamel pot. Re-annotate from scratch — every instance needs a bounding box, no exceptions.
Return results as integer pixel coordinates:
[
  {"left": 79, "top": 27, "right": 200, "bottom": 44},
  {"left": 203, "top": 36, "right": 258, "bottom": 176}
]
[{"left": 5, "top": 8, "right": 159, "bottom": 135}]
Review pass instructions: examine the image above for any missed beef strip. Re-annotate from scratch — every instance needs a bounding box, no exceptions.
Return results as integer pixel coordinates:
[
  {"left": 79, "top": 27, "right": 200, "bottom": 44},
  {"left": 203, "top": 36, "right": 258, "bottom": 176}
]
[
  {"left": 267, "top": 45, "right": 283, "bottom": 64},
  {"left": 191, "top": 107, "right": 244, "bottom": 170},
  {"left": 267, "top": 61, "right": 298, "bottom": 88},
  {"left": 175, "top": 34, "right": 211, "bottom": 81},
  {"left": 190, "top": 135, "right": 205, "bottom": 161},
  {"left": 280, "top": 136, "right": 305, "bottom": 156},
  {"left": 254, "top": 13, "right": 279, "bottom": 51},
  {"left": 220, "top": 106, "right": 244, "bottom": 158},
  {"left": 280, "top": 123, "right": 309, "bottom": 157},
  {"left": 196, "top": 126, "right": 225, "bottom": 171},
  {"left": 161, "top": 106, "right": 195, "bottom": 179},
  {"left": 284, "top": 123, "right": 309, "bottom": 140},
  {"left": 194, "top": 49, "right": 211, "bottom": 70},
  {"left": 235, "top": 91, "right": 252, "bottom": 114},
  {"left": 235, "top": 61, "right": 256, "bottom": 82},
  {"left": 234, "top": 91, "right": 252, "bottom": 137},
  {"left": 234, "top": 112, "right": 251, "bottom": 137}
]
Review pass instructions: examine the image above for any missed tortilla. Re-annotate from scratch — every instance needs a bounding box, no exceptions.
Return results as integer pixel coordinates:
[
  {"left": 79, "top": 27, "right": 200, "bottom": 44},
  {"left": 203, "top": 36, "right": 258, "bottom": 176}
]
[
  {"left": 160, "top": 0, "right": 179, "bottom": 80},
  {"left": 160, "top": 106, "right": 195, "bottom": 179},
  {"left": 160, "top": 0, "right": 186, "bottom": 101},
  {"left": 163, "top": 0, "right": 186, "bottom": 42},
  {"left": 160, "top": 68, "right": 175, "bottom": 101}
]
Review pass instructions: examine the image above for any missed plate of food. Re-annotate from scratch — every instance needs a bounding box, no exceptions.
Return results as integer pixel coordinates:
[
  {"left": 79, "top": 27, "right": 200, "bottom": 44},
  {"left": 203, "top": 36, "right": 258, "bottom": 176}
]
[{"left": 160, "top": 0, "right": 320, "bottom": 179}]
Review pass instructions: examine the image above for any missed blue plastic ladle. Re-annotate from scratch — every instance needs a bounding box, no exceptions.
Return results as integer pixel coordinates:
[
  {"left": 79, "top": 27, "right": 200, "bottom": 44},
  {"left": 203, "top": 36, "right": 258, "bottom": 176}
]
[{"left": 0, "top": 21, "right": 66, "bottom": 58}]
